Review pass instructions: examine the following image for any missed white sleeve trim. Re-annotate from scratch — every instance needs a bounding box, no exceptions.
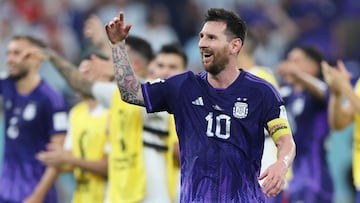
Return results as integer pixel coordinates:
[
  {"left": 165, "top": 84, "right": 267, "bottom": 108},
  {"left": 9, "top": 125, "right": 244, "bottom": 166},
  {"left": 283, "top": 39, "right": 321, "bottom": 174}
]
[{"left": 63, "top": 116, "right": 72, "bottom": 150}]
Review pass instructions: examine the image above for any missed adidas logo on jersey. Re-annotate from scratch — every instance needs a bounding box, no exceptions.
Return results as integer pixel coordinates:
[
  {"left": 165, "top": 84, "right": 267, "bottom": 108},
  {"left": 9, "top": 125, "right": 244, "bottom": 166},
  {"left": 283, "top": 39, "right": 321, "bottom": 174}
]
[{"left": 192, "top": 97, "right": 204, "bottom": 106}]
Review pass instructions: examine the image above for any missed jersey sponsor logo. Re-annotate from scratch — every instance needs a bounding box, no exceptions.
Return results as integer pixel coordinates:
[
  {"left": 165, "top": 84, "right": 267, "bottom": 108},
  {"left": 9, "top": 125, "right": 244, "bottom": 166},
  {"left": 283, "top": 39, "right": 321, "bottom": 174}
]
[
  {"left": 233, "top": 102, "right": 248, "bottom": 119},
  {"left": 23, "top": 103, "right": 36, "bottom": 121},
  {"left": 192, "top": 97, "right": 204, "bottom": 106}
]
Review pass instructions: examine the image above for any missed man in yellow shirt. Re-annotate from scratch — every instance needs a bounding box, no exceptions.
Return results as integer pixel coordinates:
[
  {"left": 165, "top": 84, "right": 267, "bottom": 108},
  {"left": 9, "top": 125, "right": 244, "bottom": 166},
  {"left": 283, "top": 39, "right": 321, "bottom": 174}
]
[
  {"left": 45, "top": 35, "right": 152, "bottom": 202},
  {"left": 37, "top": 51, "right": 110, "bottom": 203},
  {"left": 322, "top": 60, "right": 360, "bottom": 203}
]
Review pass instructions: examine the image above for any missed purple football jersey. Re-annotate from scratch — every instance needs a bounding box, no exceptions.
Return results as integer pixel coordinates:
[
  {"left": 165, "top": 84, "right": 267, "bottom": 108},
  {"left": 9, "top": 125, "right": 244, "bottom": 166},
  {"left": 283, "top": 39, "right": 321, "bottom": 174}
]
[
  {"left": 142, "top": 70, "right": 284, "bottom": 202},
  {"left": 0, "top": 78, "right": 68, "bottom": 202},
  {"left": 281, "top": 85, "right": 333, "bottom": 201}
]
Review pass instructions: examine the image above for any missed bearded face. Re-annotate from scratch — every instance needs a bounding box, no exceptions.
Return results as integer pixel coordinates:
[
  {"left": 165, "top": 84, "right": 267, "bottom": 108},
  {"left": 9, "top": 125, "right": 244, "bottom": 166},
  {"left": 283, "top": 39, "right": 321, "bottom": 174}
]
[
  {"left": 8, "top": 64, "right": 29, "bottom": 81},
  {"left": 201, "top": 45, "right": 230, "bottom": 75},
  {"left": 198, "top": 21, "right": 235, "bottom": 76},
  {"left": 6, "top": 39, "right": 33, "bottom": 81}
]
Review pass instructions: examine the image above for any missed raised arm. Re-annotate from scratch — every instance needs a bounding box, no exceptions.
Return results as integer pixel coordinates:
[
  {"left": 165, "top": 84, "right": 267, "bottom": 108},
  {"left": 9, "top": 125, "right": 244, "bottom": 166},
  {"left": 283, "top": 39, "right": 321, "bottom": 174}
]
[
  {"left": 20, "top": 45, "right": 93, "bottom": 97},
  {"left": 105, "top": 12, "right": 144, "bottom": 106},
  {"left": 277, "top": 61, "right": 327, "bottom": 100},
  {"left": 322, "top": 60, "right": 355, "bottom": 130},
  {"left": 48, "top": 50, "right": 94, "bottom": 97}
]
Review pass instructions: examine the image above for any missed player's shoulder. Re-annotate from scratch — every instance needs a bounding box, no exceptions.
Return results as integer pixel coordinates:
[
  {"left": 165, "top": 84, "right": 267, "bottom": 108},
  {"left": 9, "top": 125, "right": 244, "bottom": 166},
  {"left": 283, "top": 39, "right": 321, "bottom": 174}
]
[
  {"left": 38, "top": 80, "right": 63, "bottom": 96},
  {"left": 37, "top": 80, "right": 66, "bottom": 107},
  {"left": 70, "top": 101, "right": 87, "bottom": 113},
  {"left": 157, "top": 70, "right": 198, "bottom": 87},
  {"left": 170, "top": 70, "right": 196, "bottom": 80}
]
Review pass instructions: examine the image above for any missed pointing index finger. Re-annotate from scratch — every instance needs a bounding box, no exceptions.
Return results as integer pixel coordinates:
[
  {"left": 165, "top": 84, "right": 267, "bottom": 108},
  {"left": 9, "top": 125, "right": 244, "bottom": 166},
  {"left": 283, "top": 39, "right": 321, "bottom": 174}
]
[{"left": 119, "top": 11, "right": 125, "bottom": 22}]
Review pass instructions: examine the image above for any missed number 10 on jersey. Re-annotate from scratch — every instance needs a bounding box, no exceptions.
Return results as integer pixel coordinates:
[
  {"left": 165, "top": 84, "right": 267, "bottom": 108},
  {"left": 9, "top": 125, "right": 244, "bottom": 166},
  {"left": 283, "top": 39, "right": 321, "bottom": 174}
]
[{"left": 205, "top": 112, "right": 231, "bottom": 139}]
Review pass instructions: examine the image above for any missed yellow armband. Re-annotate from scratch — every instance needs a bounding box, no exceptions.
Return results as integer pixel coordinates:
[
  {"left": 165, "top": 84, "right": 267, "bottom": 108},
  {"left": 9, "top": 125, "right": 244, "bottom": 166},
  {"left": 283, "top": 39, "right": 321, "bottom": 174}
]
[{"left": 267, "top": 118, "right": 291, "bottom": 142}]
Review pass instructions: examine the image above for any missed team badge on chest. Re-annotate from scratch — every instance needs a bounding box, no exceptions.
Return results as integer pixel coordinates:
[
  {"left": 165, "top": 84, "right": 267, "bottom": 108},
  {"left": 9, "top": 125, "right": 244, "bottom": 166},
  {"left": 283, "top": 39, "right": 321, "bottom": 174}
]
[
  {"left": 23, "top": 103, "right": 37, "bottom": 121},
  {"left": 233, "top": 102, "right": 248, "bottom": 119}
]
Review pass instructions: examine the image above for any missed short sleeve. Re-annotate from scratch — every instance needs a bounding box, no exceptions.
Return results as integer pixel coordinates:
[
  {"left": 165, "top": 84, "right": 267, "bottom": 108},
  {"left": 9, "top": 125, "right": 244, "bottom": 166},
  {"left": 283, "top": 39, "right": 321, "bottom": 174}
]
[
  {"left": 63, "top": 122, "right": 72, "bottom": 150},
  {"left": 262, "top": 84, "right": 286, "bottom": 124},
  {"left": 44, "top": 85, "right": 69, "bottom": 136},
  {"left": 141, "top": 71, "right": 192, "bottom": 114}
]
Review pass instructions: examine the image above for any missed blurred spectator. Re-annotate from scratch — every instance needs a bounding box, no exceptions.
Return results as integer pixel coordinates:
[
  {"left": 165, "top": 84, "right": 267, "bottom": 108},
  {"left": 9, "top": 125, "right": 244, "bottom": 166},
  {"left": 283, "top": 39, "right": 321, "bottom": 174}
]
[
  {"left": 135, "top": 3, "right": 179, "bottom": 52},
  {"left": 82, "top": 15, "right": 111, "bottom": 58},
  {"left": 322, "top": 60, "right": 360, "bottom": 203},
  {"left": 95, "top": 0, "right": 147, "bottom": 36},
  {"left": 331, "top": 0, "right": 360, "bottom": 63},
  {"left": 283, "top": 0, "right": 337, "bottom": 61},
  {"left": 0, "top": 35, "right": 68, "bottom": 203},
  {"left": 238, "top": 3, "right": 299, "bottom": 70},
  {"left": 328, "top": 124, "right": 356, "bottom": 203},
  {"left": 0, "top": 1, "right": 30, "bottom": 72},
  {"left": 37, "top": 50, "right": 111, "bottom": 203}
]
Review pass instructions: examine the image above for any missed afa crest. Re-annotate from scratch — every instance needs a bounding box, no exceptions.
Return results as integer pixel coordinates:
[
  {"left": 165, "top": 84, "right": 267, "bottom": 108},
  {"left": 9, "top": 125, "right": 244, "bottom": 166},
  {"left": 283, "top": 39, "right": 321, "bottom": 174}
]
[{"left": 233, "top": 102, "right": 248, "bottom": 119}]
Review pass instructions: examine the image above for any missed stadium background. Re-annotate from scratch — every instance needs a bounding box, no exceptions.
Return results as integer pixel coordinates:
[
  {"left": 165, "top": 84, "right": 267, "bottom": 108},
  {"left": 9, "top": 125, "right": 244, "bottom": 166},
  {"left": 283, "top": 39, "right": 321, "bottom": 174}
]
[{"left": 0, "top": 0, "right": 359, "bottom": 202}]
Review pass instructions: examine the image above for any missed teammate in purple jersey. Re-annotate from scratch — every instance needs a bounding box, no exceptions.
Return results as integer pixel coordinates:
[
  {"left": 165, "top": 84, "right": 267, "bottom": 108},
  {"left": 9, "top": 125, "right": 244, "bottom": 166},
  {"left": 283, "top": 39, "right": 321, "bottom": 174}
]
[
  {"left": 0, "top": 35, "right": 68, "bottom": 203},
  {"left": 105, "top": 8, "right": 296, "bottom": 202},
  {"left": 276, "top": 46, "right": 333, "bottom": 202}
]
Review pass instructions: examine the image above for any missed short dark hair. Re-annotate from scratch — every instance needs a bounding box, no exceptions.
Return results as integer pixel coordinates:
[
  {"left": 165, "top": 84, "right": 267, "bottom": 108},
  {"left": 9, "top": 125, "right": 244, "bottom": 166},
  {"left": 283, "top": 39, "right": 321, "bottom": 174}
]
[
  {"left": 158, "top": 43, "right": 188, "bottom": 68},
  {"left": 298, "top": 46, "right": 324, "bottom": 79},
  {"left": 12, "top": 35, "right": 47, "bottom": 48},
  {"left": 204, "top": 8, "right": 247, "bottom": 44},
  {"left": 126, "top": 35, "right": 154, "bottom": 64}
]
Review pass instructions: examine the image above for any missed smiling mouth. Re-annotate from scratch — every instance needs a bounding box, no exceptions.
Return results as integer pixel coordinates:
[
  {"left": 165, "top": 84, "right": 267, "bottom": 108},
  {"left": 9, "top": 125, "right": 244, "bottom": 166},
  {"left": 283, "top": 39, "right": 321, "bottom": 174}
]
[{"left": 202, "top": 52, "right": 213, "bottom": 63}]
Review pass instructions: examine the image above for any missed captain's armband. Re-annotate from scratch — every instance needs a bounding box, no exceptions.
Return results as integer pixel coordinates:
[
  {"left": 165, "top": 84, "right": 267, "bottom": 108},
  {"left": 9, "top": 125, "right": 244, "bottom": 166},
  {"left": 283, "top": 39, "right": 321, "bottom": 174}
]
[{"left": 267, "top": 118, "right": 291, "bottom": 142}]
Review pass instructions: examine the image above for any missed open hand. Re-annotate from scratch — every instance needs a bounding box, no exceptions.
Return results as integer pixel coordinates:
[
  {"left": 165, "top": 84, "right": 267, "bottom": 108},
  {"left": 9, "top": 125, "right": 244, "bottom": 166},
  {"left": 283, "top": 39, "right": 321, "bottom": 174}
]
[
  {"left": 259, "top": 159, "right": 288, "bottom": 197},
  {"left": 321, "top": 60, "right": 351, "bottom": 95},
  {"left": 105, "top": 12, "right": 132, "bottom": 44},
  {"left": 36, "top": 143, "right": 68, "bottom": 167}
]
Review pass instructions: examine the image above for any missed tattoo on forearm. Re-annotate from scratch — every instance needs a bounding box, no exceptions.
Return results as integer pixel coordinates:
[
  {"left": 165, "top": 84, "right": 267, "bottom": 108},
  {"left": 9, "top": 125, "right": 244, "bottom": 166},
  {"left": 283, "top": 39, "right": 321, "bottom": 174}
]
[
  {"left": 50, "top": 55, "right": 93, "bottom": 97},
  {"left": 112, "top": 43, "right": 144, "bottom": 106}
]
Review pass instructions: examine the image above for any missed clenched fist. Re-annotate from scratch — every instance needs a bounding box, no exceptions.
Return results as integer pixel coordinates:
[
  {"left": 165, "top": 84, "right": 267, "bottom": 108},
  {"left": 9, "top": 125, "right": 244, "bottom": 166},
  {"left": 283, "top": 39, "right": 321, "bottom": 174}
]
[{"left": 105, "top": 12, "right": 132, "bottom": 45}]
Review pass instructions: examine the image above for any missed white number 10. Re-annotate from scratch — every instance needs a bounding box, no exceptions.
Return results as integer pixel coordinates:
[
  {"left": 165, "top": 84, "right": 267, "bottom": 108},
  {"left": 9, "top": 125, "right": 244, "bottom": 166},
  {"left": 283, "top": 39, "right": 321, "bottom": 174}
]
[{"left": 205, "top": 112, "right": 231, "bottom": 139}]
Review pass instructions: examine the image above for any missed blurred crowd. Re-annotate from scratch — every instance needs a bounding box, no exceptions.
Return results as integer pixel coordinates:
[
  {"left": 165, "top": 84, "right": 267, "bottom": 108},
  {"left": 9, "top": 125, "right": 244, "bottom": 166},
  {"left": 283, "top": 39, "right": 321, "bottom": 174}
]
[
  {"left": 1, "top": 0, "right": 360, "bottom": 203},
  {"left": 1, "top": 0, "right": 359, "bottom": 72}
]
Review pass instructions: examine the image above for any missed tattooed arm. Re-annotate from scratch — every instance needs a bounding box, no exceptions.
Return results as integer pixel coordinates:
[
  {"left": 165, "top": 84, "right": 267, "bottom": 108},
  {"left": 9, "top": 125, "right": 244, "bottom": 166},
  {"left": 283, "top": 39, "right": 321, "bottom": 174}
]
[
  {"left": 111, "top": 42, "right": 144, "bottom": 106},
  {"left": 48, "top": 50, "right": 94, "bottom": 97},
  {"left": 106, "top": 12, "right": 145, "bottom": 106}
]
